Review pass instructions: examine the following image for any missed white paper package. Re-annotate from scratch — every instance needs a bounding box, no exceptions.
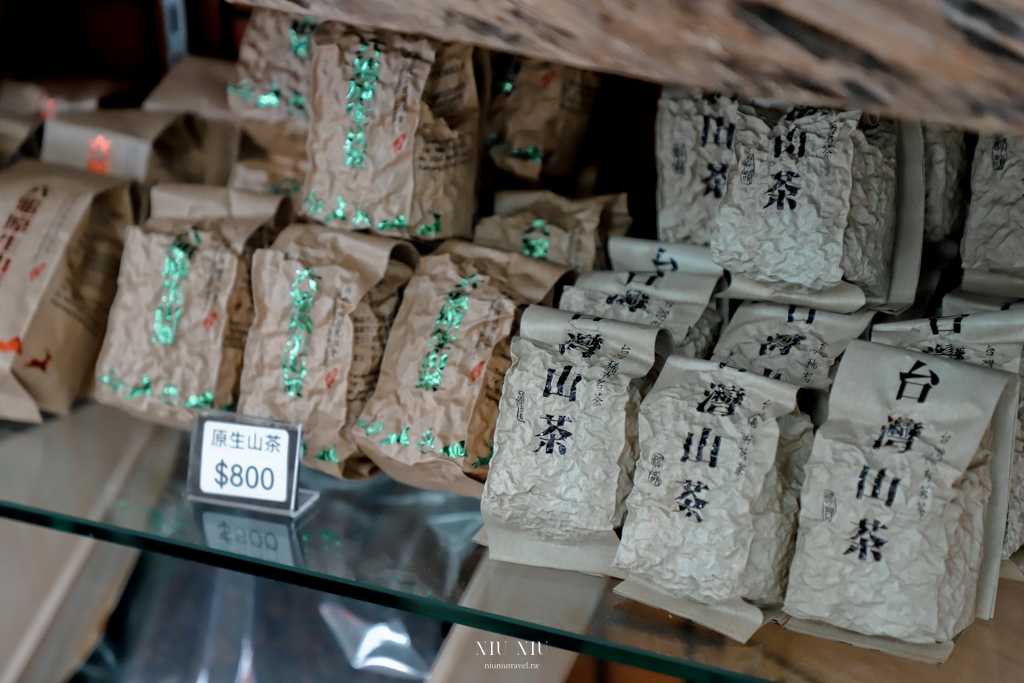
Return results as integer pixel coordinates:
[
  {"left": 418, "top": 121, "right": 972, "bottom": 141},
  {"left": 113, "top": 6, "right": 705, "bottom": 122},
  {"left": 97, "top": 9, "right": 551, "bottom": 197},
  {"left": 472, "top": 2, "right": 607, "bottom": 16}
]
[
  {"left": 561, "top": 271, "right": 720, "bottom": 358},
  {"left": 840, "top": 120, "right": 898, "bottom": 302},
  {"left": 613, "top": 356, "right": 803, "bottom": 609},
  {"left": 910, "top": 304, "right": 1024, "bottom": 560},
  {"left": 783, "top": 340, "right": 1013, "bottom": 643},
  {"left": 711, "top": 302, "right": 874, "bottom": 390},
  {"left": 962, "top": 134, "right": 1024, "bottom": 274},
  {"left": 656, "top": 90, "right": 739, "bottom": 245},
  {"left": 922, "top": 125, "right": 967, "bottom": 243},
  {"left": 711, "top": 107, "right": 860, "bottom": 290},
  {"left": 481, "top": 307, "right": 667, "bottom": 576}
]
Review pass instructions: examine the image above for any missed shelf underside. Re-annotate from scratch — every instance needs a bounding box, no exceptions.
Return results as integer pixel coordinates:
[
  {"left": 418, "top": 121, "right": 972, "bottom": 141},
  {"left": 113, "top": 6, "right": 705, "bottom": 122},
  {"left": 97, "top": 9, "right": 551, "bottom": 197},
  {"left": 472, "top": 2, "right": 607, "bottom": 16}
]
[{"left": 2, "top": 403, "right": 1024, "bottom": 682}]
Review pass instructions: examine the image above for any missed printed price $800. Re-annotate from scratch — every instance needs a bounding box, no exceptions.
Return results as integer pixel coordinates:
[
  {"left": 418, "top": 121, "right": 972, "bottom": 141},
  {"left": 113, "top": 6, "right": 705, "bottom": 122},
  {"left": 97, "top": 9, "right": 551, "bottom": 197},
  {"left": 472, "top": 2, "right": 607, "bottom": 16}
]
[{"left": 214, "top": 460, "right": 276, "bottom": 491}]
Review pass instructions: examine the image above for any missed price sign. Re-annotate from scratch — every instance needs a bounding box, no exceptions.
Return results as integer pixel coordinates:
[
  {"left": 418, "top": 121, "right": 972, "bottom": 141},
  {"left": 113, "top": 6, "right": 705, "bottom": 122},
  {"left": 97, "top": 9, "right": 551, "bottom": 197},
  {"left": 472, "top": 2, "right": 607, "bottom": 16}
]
[{"left": 187, "top": 411, "right": 304, "bottom": 514}]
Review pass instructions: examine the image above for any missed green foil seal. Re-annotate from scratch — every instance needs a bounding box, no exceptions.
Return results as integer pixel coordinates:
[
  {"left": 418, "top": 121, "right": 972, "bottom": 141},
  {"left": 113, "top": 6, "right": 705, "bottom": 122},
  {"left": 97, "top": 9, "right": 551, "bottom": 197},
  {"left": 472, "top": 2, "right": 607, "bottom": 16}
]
[
  {"left": 281, "top": 268, "right": 319, "bottom": 398},
  {"left": 521, "top": 218, "right": 550, "bottom": 259},
  {"left": 416, "top": 275, "right": 480, "bottom": 391},
  {"left": 441, "top": 441, "right": 466, "bottom": 458},
  {"left": 314, "top": 446, "right": 339, "bottom": 462},
  {"left": 153, "top": 228, "right": 200, "bottom": 347},
  {"left": 377, "top": 215, "right": 408, "bottom": 232},
  {"left": 344, "top": 40, "right": 382, "bottom": 168},
  {"left": 381, "top": 425, "right": 410, "bottom": 447},
  {"left": 289, "top": 15, "right": 318, "bottom": 60},
  {"left": 185, "top": 392, "right": 214, "bottom": 409},
  {"left": 416, "top": 212, "right": 441, "bottom": 238}
]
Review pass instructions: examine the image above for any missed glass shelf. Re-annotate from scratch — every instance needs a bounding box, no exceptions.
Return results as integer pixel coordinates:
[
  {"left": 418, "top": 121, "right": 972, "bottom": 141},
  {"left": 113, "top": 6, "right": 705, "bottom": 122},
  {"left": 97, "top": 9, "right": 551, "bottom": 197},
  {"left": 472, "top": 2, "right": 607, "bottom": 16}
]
[{"left": 2, "top": 404, "right": 1023, "bottom": 682}]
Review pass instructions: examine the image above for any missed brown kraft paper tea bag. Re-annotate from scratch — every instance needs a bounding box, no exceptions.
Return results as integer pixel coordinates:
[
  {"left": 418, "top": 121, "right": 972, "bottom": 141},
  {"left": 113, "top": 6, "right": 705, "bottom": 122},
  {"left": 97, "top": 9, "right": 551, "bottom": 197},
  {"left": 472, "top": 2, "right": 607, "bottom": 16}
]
[
  {"left": 355, "top": 243, "right": 568, "bottom": 496},
  {"left": 40, "top": 110, "right": 206, "bottom": 218},
  {"left": 0, "top": 160, "right": 131, "bottom": 422},
  {"left": 237, "top": 251, "right": 360, "bottom": 466},
  {"left": 493, "top": 190, "right": 631, "bottom": 271},
  {"left": 473, "top": 192, "right": 604, "bottom": 272},
  {"left": 783, "top": 340, "right": 1013, "bottom": 644},
  {"left": 872, "top": 310, "right": 1024, "bottom": 562},
  {"left": 481, "top": 307, "right": 668, "bottom": 576},
  {"left": 612, "top": 357, "right": 802, "bottom": 642},
  {"left": 143, "top": 55, "right": 243, "bottom": 186},
  {"left": 131, "top": 184, "right": 290, "bottom": 408},
  {"left": 94, "top": 225, "right": 233, "bottom": 429},
  {"left": 486, "top": 57, "right": 600, "bottom": 181},
  {"left": 260, "top": 224, "right": 417, "bottom": 477},
  {"left": 227, "top": 9, "right": 319, "bottom": 159},
  {"left": 303, "top": 26, "right": 477, "bottom": 241},
  {"left": 712, "top": 302, "right": 874, "bottom": 390}
]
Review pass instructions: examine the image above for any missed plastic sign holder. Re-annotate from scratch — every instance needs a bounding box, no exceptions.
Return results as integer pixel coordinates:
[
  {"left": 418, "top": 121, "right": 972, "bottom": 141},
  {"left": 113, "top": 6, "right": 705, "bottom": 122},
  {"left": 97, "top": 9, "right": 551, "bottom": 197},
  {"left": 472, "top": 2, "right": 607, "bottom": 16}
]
[{"left": 187, "top": 410, "right": 318, "bottom": 518}]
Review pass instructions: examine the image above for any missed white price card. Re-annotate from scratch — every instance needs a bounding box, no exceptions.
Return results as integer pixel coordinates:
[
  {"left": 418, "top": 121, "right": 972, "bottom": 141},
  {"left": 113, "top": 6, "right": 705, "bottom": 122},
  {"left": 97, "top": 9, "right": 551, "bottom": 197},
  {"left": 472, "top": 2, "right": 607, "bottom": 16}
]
[
  {"left": 198, "top": 421, "right": 289, "bottom": 502},
  {"left": 187, "top": 411, "right": 303, "bottom": 514},
  {"left": 201, "top": 511, "right": 298, "bottom": 567}
]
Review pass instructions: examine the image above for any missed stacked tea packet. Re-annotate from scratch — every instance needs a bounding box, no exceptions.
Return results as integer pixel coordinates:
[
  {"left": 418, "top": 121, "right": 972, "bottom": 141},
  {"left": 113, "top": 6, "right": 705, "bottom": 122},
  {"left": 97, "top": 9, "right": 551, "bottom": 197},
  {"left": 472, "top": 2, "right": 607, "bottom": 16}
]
[
  {"left": 711, "top": 302, "right": 874, "bottom": 390},
  {"left": 143, "top": 54, "right": 243, "bottom": 187},
  {"left": 482, "top": 307, "right": 668, "bottom": 575},
  {"left": 41, "top": 110, "right": 207, "bottom": 219},
  {"left": 875, "top": 308, "right": 1024, "bottom": 563},
  {"left": 354, "top": 243, "right": 569, "bottom": 496},
  {"left": 94, "top": 185, "right": 289, "bottom": 429},
  {"left": 613, "top": 357, "right": 808, "bottom": 642},
  {"left": 922, "top": 125, "right": 967, "bottom": 243},
  {"left": 784, "top": 340, "right": 1014, "bottom": 643},
  {"left": 961, "top": 134, "right": 1024, "bottom": 282},
  {"left": 237, "top": 225, "right": 417, "bottom": 477},
  {"left": 228, "top": 9, "right": 317, "bottom": 160},
  {"left": 656, "top": 90, "right": 739, "bottom": 245},
  {"left": 486, "top": 57, "right": 600, "bottom": 181},
  {"left": 474, "top": 191, "right": 616, "bottom": 272},
  {"left": 301, "top": 25, "right": 478, "bottom": 240},
  {"left": 0, "top": 161, "right": 132, "bottom": 423}
]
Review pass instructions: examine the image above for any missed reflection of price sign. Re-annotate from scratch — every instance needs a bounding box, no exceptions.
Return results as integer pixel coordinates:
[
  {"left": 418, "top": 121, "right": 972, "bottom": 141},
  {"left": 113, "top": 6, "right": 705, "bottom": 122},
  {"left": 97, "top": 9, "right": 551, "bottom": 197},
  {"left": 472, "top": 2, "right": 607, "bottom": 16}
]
[
  {"left": 187, "top": 411, "right": 317, "bottom": 517},
  {"left": 200, "top": 510, "right": 299, "bottom": 567}
]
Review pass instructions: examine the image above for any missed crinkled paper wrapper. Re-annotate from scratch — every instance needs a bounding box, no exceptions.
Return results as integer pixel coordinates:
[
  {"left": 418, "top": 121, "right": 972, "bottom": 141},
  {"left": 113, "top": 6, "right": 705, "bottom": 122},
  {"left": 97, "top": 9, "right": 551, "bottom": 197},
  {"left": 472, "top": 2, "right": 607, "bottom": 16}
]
[
  {"left": 482, "top": 306, "right": 665, "bottom": 576},
  {"left": 94, "top": 227, "right": 234, "bottom": 429},
  {"left": 613, "top": 357, "right": 800, "bottom": 631},
  {"left": 237, "top": 250, "right": 362, "bottom": 465},
  {"left": 841, "top": 120, "right": 897, "bottom": 302},
  {"left": 230, "top": 152, "right": 309, "bottom": 208},
  {"left": 354, "top": 248, "right": 567, "bottom": 497},
  {"left": 656, "top": 91, "right": 739, "bottom": 245},
  {"left": 962, "top": 134, "right": 1024, "bottom": 273},
  {"left": 257, "top": 224, "right": 417, "bottom": 478},
  {"left": 474, "top": 194, "right": 602, "bottom": 272},
  {"left": 486, "top": 57, "right": 600, "bottom": 180},
  {"left": 711, "top": 301, "right": 873, "bottom": 390},
  {"left": 923, "top": 125, "right": 966, "bottom": 243},
  {"left": 712, "top": 108, "right": 858, "bottom": 289},
  {"left": 885, "top": 305, "right": 1024, "bottom": 561},
  {"left": 142, "top": 54, "right": 242, "bottom": 186},
  {"left": 228, "top": 8, "right": 315, "bottom": 157},
  {"left": 783, "top": 340, "right": 1013, "bottom": 643},
  {"left": 562, "top": 280, "right": 719, "bottom": 359},
  {"left": 40, "top": 110, "right": 206, "bottom": 219},
  {"left": 494, "top": 190, "right": 631, "bottom": 271},
  {"left": 131, "top": 184, "right": 288, "bottom": 408},
  {"left": 303, "top": 28, "right": 477, "bottom": 240},
  {"left": 0, "top": 161, "right": 131, "bottom": 423}
]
